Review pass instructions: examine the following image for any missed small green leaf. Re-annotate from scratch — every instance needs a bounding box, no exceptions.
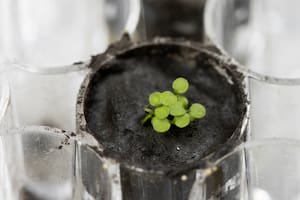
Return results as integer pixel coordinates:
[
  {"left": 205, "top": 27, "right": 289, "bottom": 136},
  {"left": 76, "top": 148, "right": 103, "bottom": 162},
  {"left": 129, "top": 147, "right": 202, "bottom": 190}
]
[
  {"left": 141, "top": 113, "right": 153, "bottom": 125},
  {"left": 149, "top": 92, "right": 161, "bottom": 107},
  {"left": 154, "top": 106, "right": 170, "bottom": 119},
  {"left": 151, "top": 117, "right": 171, "bottom": 133},
  {"left": 174, "top": 113, "right": 190, "bottom": 128},
  {"left": 189, "top": 103, "right": 206, "bottom": 119},
  {"left": 170, "top": 102, "right": 186, "bottom": 116},
  {"left": 144, "top": 107, "right": 153, "bottom": 114},
  {"left": 177, "top": 95, "right": 189, "bottom": 108},
  {"left": 160, "top": 91, "right": 177, "bottom": 106},
  {"left": 172, "top": 77, "right": 189, "bottom": 94}
]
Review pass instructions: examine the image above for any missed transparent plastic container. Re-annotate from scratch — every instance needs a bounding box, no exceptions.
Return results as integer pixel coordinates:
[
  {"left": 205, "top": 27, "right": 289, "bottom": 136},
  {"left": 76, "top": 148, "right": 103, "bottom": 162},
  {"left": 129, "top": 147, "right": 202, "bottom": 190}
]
[
  {"left": 0, "top": 126, "right": 102, "bottom": 200},
  {"left": 6, "top": 63, "right": 89, "bottom": 131},
  {"left": 76, "top": 38, "right": 250, "bottom": 200},
  {"left": 0, "top": 126, "right": 77, "bottom": 199},
  {"left": 204, "top": 0, "right": 300, "bottom": 139},
  {"left": 0, "top": 0, "right": 140, "bottom": 131},
  {"left": 0, "top": 74, "right": 13, "bottom": 132},
  {"left": 1, "top": 0, "right": 140, "bottom": 67},
  {"left": 189, "top": 139, "right": 300, "bottom": 200},
  {"left": 2, "top": 128, "right": 299, "bottom": 199}
]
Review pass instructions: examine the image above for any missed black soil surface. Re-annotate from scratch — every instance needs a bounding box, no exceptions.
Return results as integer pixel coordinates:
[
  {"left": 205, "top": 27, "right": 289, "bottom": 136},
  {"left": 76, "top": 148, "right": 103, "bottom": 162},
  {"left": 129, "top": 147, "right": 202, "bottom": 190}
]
[{"left": 84, "top": 46, "right": 245, "bottom": 172}]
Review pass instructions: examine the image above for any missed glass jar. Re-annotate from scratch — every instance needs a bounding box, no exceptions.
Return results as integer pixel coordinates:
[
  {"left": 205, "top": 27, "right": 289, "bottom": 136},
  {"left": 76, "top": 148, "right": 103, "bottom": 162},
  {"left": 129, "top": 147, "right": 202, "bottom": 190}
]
[
  {"left": 204, "top": 0, "right": 300, "bottom": 139},
  {"left": 0, "top": 0, "right": 141, "bottom": 131}
]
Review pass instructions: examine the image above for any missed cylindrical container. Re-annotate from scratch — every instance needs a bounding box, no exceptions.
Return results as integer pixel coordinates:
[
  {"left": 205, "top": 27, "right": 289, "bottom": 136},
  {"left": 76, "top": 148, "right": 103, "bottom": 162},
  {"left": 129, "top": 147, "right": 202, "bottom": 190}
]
[
  {"left": 6, "top": 62, "right": 89, "bottom": 131},
  {"left": 0, "top": 73, "right": 13, "bottom": 132},
  {"left": 2, "top": 0, "right": 140, "bottom": 67},
  {"left": 204, "top": 0, "right": 300, "bottom": 139},
  {"left": 0, "top": 126, "right": 78, "bottom": 200},
  {"left": 0, "top": 126, "right": 99, "bottom": 200},
  {"left": 136, "top": 0, "right": 206, "bottom": 41},
  {"left": 76, "top": 37, "right": 249, "bottom": 200},
  {"left": 1, "top": 0, "right": 140, "bottom": 131},
  {"left": 190, "top": 139, "right": 300, "bottom": 200}
]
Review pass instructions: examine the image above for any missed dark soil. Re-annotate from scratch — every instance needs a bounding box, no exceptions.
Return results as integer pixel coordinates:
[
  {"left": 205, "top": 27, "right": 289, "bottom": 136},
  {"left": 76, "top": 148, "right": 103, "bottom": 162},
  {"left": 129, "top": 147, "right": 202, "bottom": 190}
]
[{"left": 84, "top": 46, "right": 245, "bottom": 173}]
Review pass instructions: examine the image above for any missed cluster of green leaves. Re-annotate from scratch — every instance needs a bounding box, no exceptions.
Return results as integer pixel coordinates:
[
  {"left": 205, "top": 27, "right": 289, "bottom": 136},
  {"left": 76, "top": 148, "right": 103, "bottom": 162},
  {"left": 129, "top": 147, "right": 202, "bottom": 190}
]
[{"left": 142, "top": 77, "right": 206, "bottom": 133}]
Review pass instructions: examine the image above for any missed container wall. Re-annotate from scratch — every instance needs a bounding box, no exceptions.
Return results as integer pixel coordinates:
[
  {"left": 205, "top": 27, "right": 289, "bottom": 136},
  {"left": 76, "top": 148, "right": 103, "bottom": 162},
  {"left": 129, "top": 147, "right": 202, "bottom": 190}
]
[
  {"left": 0, "top": 127, "right": 77, "bottom": 200},
  {"left": 0, "top": 72, "right": 14, "bottom": 132},
  {"left": 198, "top": 140, "right": 300, "bottom": 200},
  {"left": 5, "top": 64, "right": 89, "bottom": 131},
  {"left": 205, "top": 0, "right": 300, "bottom": 139},
  {"left": 136, "top": 0, "right": 206, "bottom": 42},
  {"left": 1, "top": 0, "right": 139, "bottom": 67}
]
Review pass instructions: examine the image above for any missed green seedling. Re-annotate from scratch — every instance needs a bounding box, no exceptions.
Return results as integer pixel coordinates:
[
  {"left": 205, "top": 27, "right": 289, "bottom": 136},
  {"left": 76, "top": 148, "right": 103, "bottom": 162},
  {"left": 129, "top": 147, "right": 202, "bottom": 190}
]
[
  {"left": 151, "top": 117, "right": 171, "bottom": 133},
  {"left": 172, "top": 77, "right": 189, "bottom": 94},
  {"left": 149, "top": 92, "right": 161, "bottom": 107},
  {"left": 142, "top": 77, "right": 206, "bottom": 133},
  {"left": 160, "top": 91, "right": 177, "bottom": 106},
  {"left": 170, "top": 102, "right": 186, "bottom": 116},
  {"left": 154, "top": 106, "right": 170, "bottom": 119},
  {"left": 189, "top": 103, "right": 206, "bottom": 120},
  {"left": 174, "top": 113, "right": 190, "bottom": 128}
]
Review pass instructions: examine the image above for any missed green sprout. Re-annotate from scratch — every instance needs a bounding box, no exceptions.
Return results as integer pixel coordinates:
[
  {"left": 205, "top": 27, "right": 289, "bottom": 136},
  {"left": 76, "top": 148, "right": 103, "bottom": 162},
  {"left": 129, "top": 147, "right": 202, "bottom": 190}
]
[
  {"left": 174, "top": 113, "right": 190, "bottom": 128},
  {"left": 170, "top": 102, "right": 186, "bottom": 116},
  {"left": 149, "top": 92, "right": 161, "bottom": 107},
  {"left": 189, "top": 103, "right": 206, "bottom": 120},
  {"left": 172, "top": 77, "right": 189, "bottom": 94},
  {"left": 160, "top": 91, "right": 177, "bottom": 106},
  {"left": 151, "top": 117, "right": 171, "bottom": 133},
  {"left": 142, "top": 77, "right": 206, "bottom": 133},
  {"left": 154, "top": 106, "right": 170, "bottom": 119},
  {"left": 177, "top": 95, "right": 189, "bottom": 108}
]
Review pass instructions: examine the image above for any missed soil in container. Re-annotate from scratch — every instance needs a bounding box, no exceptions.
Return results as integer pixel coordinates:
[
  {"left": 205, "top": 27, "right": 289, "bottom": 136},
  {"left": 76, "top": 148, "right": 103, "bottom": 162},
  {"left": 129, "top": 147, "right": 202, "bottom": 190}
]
[{"left": 78, "top": 40, "right": 248, "bottom": 200}]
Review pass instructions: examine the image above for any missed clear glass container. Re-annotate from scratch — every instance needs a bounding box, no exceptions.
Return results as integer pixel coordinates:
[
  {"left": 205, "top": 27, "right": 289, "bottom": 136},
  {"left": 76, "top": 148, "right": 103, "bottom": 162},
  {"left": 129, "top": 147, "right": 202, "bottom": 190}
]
[
  {"left": 75, "top": 38, "right": 250, "bottom": 200},
  {"left": 2, "top": 128, "right": 300, "bottom": 199},
  {"left": 189, "top": 139, "right": 300, "bottom": 200},
  {"left": 0, "top": 0, "right": 140, "bottom": 131},
  {"left": 6, "top": 62, "right": 89, "bottom": 131},
  {"left": 0, "top": 73, "right": 13, "bottom": 132},
  {"left": 1, "top": 0, "right": 140, "bottom": 67},
  {"left": 0, "top": 125, "right": 102, "bottom": 200},
  {"left": 204, "top": 0, "right": 300, "bottom": 139},
  {"left": 0, "top": 126, "right": 78, "bottom": 200}
]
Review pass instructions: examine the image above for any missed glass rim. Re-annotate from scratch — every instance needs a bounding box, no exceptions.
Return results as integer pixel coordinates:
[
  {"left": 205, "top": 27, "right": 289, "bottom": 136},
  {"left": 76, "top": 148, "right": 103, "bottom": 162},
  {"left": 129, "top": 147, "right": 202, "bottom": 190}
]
[
  {"left": 6, "top": 0, "right": 141, "bottom": 73},
  {"left": 203, "top": 0, "right": 225, "bottom": 60},
  {"left": 2, "top": 125, "right": 76, "bottom": 138},
  {"left": 1, "top": 125, "right": 100, "bottom": 150},
  {"left": 204, "top": 0, "right": 300, "bottom": 84},
  {"left": 125, "top": 0, "right": 141, "bottom": 35},
  {"left": 8, "top": 59, "right": 89, "bottom": 75},
  {"left": 0, "top": 80, "right": 10, "bottom": 125}
]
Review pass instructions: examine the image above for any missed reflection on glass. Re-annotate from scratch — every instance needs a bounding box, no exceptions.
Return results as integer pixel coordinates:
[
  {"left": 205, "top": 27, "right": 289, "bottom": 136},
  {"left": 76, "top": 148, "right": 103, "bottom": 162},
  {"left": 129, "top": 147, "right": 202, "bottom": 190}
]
[
  {"left": 2, "top": 0, "right": 140, "bottom": 67},
  {"left": 0, "top": 75, "right": 13, "bottom": 132},
  {"left": 0, "top": 126, "right": 102, "bottom": 200},
  {"left": 205, "top": 0, "right": 300, "bottom": 78},
  {"left": 189, "top": 139, "right": 300, "bottom": 200},
  {"left": 0, "top": 0, "right": 140, "bottom": 131},
  {"left": 204, "top": 0, "right": 300, "bottom": 139},
  {"left": 6, "top": 63, "right": 88, "bottom": 131},
  {"left": 0, "top": 126, "right": 77, "bottom": 199}
]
